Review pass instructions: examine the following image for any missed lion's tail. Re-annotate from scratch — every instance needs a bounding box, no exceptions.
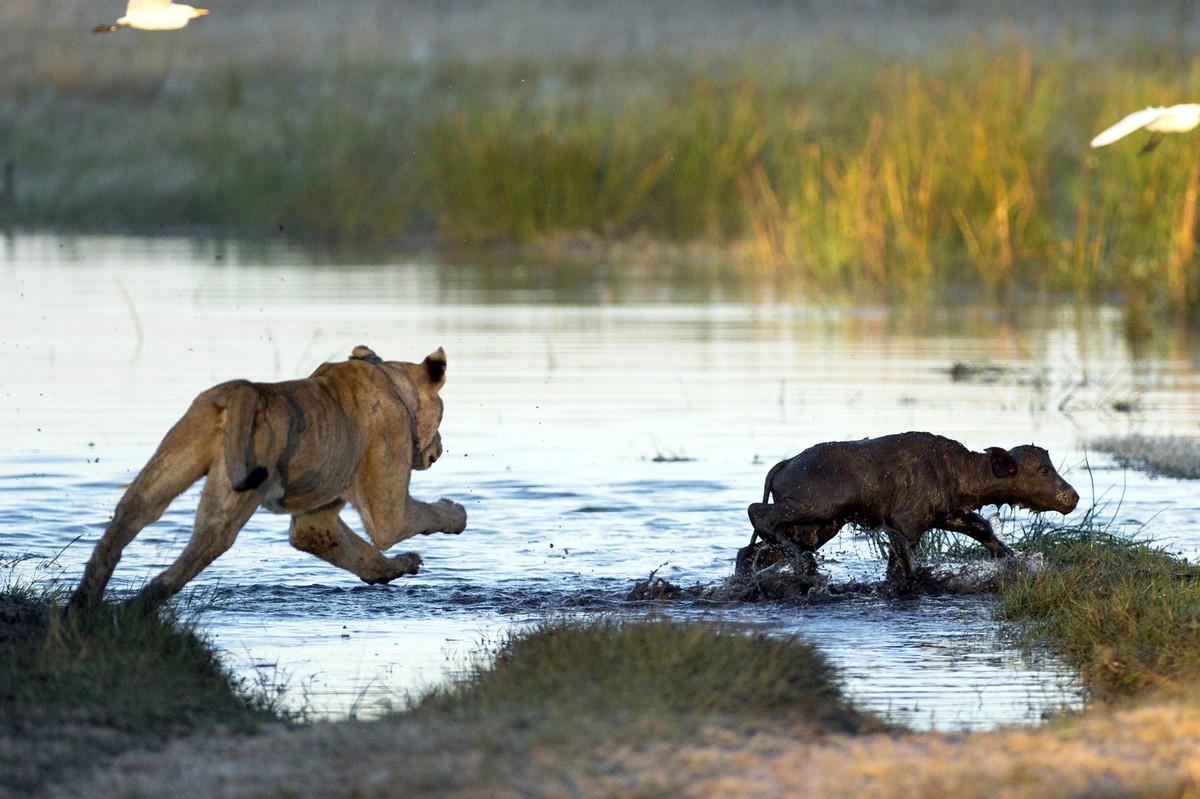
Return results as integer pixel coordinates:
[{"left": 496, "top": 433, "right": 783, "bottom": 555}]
[{"left": 223, "top": 384, "right": 268, "bottom": 492}]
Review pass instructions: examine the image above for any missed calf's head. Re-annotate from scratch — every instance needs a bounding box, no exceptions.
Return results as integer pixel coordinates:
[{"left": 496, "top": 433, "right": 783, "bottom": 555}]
[{"left": 985, "top": 444, "right": 1079, "bottom": 514}]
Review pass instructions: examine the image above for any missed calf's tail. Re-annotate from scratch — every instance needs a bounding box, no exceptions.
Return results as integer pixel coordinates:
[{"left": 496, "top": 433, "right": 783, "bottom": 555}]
[
  {"left": 747, "top": 458, "right": 789, "bottom": 548},
  {"left": 762, "top": 459, "right": 787, "bottom": 503}
]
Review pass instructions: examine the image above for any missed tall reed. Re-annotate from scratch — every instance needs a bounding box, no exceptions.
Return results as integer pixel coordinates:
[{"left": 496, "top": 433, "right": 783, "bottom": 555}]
[{"left": 8, "top": 24, "right": 1200, "bottom": 315}]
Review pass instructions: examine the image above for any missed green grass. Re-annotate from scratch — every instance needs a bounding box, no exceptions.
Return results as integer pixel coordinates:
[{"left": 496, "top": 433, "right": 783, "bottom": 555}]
[
  {"left": 0, "top": 579, "right": 288, "bottom": 794},
  {"left": 7, "top": 6, "right": 1200, "bottom": 316},
  {"left": 414, "top": 617, "right": 878, "bottom": 737},
  {"left": 997, "top": 510, "right": 1200, "bottom": 701}
]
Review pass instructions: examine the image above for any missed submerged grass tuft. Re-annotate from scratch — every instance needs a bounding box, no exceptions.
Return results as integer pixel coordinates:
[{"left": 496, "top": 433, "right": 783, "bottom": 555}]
[
  {"left": 415, "top": 617, "right": 877, "bottom": 736},
  {"left": 1089, "top": 434, "right": 1200, "bottom": 480}
]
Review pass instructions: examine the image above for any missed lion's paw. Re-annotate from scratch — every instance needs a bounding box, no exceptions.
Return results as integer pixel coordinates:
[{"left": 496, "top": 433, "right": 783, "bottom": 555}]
[
  {"left": 437, "top": 498, "right": 468, "bottom": 534},
  {"left": 385, "top": 552, "right": 422, "bottom": 579}
]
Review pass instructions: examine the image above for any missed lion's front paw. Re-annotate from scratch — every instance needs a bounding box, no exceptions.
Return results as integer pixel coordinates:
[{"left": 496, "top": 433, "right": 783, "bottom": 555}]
[
  {"left": 438, "top": 498, "right": 467, "bottom": 534},
  {"left": 382, "top": 552, "right": 422, "bottom": 581}
]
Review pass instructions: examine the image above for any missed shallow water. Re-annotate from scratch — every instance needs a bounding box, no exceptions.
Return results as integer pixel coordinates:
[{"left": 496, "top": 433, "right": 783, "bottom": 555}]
[{"left": 4, "top": 232, "right": 1200, "bottom": 730}]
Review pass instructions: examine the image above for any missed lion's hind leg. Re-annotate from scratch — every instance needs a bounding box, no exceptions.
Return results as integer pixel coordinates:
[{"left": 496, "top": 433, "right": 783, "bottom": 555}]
[
  {"left": 290, "top": 506, "right": 422, "bottom": 585},
  {"left": 134, "top": 457, "right": 262, "bottom": 606},
  {"left": 69, "top": 414, "right": 215, "bottom": 612}
]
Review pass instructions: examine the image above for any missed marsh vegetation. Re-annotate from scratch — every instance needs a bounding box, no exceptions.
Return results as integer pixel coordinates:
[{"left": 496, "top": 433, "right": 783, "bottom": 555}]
[
  {"left": 1090, "top": 433, "right": 1200, "bottom": 479},
  {"left": 6, "top": 1, "right": 1200, "bottom": 317},
  {"left": 414, "top": 617, "right": 879, "bottom": 737},
  {"left": 999, "top": 511, "right": 1200, "bottom": 700}
]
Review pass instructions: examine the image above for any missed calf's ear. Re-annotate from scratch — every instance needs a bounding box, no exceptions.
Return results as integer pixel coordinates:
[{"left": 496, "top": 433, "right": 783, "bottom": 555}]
[{"left": 987, "top": 447, "right": 1018, "bottom": 478}]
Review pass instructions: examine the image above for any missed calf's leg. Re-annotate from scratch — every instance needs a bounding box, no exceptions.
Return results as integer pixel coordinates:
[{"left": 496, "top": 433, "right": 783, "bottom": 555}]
[
  {"left": 884, "top": 530, "right": 919, "bottom": 580},
  {"left": 940, "top": 512, "right": 1015, "bottom": 558},
  {"left": 748, "top": 500, "right": 835, "bottom": 550},
  {"left": 745, "top": 500, "right": 840, "bottom": 574}
]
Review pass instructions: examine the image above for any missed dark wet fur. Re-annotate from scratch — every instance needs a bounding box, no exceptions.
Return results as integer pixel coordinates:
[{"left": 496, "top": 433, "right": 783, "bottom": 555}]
[{"left": 741, "top": 432, "right": 1079, "bottom": 582}]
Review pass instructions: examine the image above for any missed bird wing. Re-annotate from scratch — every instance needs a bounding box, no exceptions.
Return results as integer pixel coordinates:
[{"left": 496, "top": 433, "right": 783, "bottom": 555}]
[
  {"left": 125, "top": 0, "right": 173, "bottom": 11},
  {"left": 1090, "top": 107, "right": 1168, "bottom": 147}
]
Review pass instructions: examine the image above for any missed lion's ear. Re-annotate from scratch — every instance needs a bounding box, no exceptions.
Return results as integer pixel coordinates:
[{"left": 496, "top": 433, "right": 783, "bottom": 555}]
[
  {"left": 350, "top": 345, "right": 382, "bottom": 364},
  {"left": 423, "top": 347, "right": 447, "bottom": 387}
]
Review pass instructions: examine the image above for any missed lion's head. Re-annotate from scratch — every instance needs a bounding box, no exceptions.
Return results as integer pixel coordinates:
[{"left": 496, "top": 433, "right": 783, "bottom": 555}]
[
  {"left": 404, "top": 348, "right": 447, "bottom": 471},
  {"left": 352, "top": 345, "right": 448, "bottom": 471}
]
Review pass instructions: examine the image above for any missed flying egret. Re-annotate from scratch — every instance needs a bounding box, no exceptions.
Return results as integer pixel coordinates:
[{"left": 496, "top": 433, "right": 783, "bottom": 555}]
[
  {"left": 93, "top": 0, "right": 209, "bottom": 32},
  {"left": 1091, "top": 104, "right": 1200, "bottom": 153}
]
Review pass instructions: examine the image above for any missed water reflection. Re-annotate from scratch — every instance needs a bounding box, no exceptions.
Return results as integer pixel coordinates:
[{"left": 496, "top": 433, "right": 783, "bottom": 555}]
[{"left": 4, "top": 232, "right": 1200, "bottom": 730}]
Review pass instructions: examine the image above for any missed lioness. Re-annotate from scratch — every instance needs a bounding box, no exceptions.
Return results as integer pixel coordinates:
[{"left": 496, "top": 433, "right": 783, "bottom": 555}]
[{"left": 68, "top": 345, "right": 467, "bottom": 611}]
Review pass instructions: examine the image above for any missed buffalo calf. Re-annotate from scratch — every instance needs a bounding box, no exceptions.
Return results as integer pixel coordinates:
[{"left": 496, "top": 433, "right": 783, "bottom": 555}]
[{"left": 739, "top": 431, "right": 1079, "bottom": 579}]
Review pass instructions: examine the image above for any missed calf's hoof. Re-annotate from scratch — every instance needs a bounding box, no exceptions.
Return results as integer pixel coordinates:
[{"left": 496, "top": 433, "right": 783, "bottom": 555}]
[
  {"left": 735, "top": 541, "right": 789, "bottom": 575},
  {"left": 794, "top": 550, "right": 819, "bottom": 574},
  {"left": 735, "top": 543, "right": 759, "bottom": 575}
]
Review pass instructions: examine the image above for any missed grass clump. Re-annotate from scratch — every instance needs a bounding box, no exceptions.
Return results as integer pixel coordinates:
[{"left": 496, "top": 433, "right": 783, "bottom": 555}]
[
  {"left": 997, "top": 513, "right": 1200, "bottom": 701},
  {"left": 415, "top": 617, "right": 876, "bottom": 737},
  {"left": 0, "top": 583, "right": 286, "bottom": 794},
  {"left": 1089, "top": 434, "right": 1200, "bottom": 480}
]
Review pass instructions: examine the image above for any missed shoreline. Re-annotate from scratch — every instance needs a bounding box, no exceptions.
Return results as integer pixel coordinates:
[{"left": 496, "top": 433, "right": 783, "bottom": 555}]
[{"left": 22, "top": 688, "right": 1200, "bottom": 798}]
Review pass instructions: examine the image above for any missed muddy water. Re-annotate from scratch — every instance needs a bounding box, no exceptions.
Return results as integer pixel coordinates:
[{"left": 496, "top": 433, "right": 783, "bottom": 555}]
[{"left": 4, "top": 232, "right": 1200, "bottom": 730}]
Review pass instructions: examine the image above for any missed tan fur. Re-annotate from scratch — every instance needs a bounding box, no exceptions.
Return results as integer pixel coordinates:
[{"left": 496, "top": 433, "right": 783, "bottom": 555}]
[{"left": 68, "top": 346, "right": 467, "bottom": 611}]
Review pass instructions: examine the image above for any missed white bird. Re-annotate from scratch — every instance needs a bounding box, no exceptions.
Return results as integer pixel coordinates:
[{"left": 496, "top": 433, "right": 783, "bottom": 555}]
[
  {"left": 1091, "top": 104, "right": 1200, "bottom": 153},
  {"left": 94, "top": 0, "right": 209, "bottom": 33}
]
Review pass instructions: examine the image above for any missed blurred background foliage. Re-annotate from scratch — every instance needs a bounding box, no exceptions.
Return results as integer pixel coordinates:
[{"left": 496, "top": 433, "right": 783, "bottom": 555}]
[{"left": 5, "top": 0, "right": 1200, "bottom": 314}]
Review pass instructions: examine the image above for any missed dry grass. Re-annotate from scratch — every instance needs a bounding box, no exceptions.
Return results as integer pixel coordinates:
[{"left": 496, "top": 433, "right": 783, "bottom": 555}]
[{"left": 35, "top": 690, "right": 1200, "bottom": 798}]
